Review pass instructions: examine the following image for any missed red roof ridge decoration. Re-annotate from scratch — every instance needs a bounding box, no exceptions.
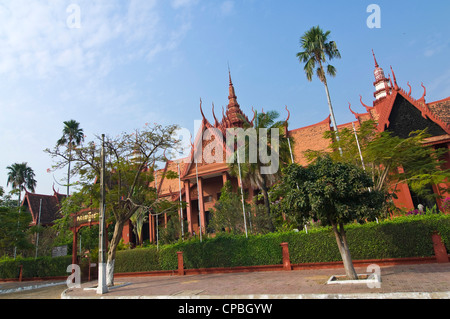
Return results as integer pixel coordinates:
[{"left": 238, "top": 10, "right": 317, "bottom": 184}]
[
  {"left": 374, "top": 82, "right": 450, "bottom": 134},
  {"left": 348, "top": 101, "right": 365, "bottom": 120},
  {"left": 360, "top": 95, "right": 373, "bottom": 111}
]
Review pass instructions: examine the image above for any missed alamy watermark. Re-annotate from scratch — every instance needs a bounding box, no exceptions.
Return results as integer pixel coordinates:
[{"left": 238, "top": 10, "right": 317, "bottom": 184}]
[
  {"left": 66, "top": 3, "right": 81, "bottom": 29},
  {"left": 366, "top": 4, "right": 381, "bottom": 29},
  {"left": 173, "top": 121, "right": 280, "bottom": 175}
]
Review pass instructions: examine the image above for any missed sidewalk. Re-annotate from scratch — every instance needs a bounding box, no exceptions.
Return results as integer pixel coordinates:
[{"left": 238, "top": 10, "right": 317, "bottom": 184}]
[{"left": 61, "top": 263, "right": 450, "bottom": 299}]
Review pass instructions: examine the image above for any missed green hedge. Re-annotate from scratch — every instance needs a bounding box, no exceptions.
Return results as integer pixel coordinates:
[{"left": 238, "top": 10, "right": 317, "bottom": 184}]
[
  {"left": 2, "top": 215, "right": 448, "bottom": 279},
  {"left": 114, "top": 214, "right": 450, "bottom": 274},
  {"left": 0, "top": 255, "right": 72, "bottom": 279}
]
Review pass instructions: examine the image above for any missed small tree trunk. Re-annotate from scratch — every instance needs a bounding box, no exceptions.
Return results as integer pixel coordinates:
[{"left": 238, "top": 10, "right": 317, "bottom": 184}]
[
  {"left": 332, "top": 222, "right": 358, "bottom": 280},
  {"left": 106, "top": 221, "right": 125, "bottom": 286},
  {"left": 261, "top": 183, "right": 274, "bottom": 232}
]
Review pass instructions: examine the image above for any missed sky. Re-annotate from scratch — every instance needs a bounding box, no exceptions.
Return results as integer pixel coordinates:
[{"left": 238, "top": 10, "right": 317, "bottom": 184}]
[{"left": 0, "top": 0, "right": 449, "bottom": 196}]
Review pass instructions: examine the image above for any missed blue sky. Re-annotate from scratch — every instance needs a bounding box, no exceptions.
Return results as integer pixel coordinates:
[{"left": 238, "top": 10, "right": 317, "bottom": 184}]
[{"left": 0, "top": 0, "right": 449, "bottom": 195}]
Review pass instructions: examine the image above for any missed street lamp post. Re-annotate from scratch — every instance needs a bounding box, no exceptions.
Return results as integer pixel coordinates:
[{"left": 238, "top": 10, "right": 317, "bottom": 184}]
[{"left": 97, "top": 134, "right": 108, "bottom": 294}]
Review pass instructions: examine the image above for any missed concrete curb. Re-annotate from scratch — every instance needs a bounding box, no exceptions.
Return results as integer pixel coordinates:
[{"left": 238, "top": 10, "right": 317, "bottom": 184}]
[
  {"left": 61, "top": 290, "right": 450, "bottom": 300},
  {"left": 0, "top": 281, "right": 66, "bottom": 295}
]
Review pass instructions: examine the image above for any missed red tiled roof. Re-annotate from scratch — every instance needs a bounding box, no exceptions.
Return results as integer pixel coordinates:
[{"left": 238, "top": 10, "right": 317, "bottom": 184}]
[
  {"left": 288, "top": 115, "right": 332, "bottom": 166},
  {"left": 428, "top": 96, "right": 450, "bottom": 126}
]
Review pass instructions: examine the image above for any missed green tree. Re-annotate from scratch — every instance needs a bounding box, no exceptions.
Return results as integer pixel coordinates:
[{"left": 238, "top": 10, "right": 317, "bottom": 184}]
[
  {"left": 6, "top": 162, "right": 37, "bottom": 197},
  {"left": 208, "top": 181, "right": 251, "bottom": 235},
  {"left": 6, "top": 162, "right": 37, "bottom": 258},
  {"left": 55, "top": 120, "right": 85, "bottom": 196},
  {"left": 159, "top": 210, "right": 188, "bottom": 245},
  {"left": 130, "top": 207, "right": 148, "bottom": 247},
  {"left": 46, "top": 123, "right": 180, "bottom": 286},
  {"left": 306, "top": 120, "right": 450, "bottom": 211},
  {"left": 297, "top": 26, "right": 342, "bottom": 154},
  {"left": 0, "top": 206, "right": 32, "bottom": 258},
  {"left": 280, "top": 156, "right": 384, "bottom": 280},
  {"left": 227, "top": 110, "right": 291, "bottom": 231}
]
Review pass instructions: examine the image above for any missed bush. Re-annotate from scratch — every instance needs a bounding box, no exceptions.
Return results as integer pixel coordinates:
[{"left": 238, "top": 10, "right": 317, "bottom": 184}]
[
  {"left": 3, "top": 215, "right": 449, "bottom": 278},
  {"left": 0, "top": 255, "right": 72, "bottom": 279},
  {"left": 113, "top": 214, "right": 450, "bottom": 274},
  {"left": 114, "top": 246, "right": 160, "bottom": 273}
]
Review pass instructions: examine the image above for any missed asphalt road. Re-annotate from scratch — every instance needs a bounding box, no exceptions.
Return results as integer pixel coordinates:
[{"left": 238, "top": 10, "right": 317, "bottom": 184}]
[{"left": 0, "top": 284, "right": 66, "bottom": 299}]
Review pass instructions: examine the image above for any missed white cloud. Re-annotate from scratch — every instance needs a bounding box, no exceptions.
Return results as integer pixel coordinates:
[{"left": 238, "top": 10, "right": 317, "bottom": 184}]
[
  {"left": 0, "top": 0, "right": 187, "bottom": 81},
  {"left": 171, "top": 0, "right": 200, "bottom": 10},
  {"left": 220, "top": 1, "right": 235, "bottom": 16},
  {"left": 0, "top": 0, "right": 196, "bottom": 194}
]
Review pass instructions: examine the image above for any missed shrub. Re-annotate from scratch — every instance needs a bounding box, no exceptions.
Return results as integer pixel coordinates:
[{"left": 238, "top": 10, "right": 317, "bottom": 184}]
[
  {"left": 3, "top": 215, "right": 448, "bottom": 278},
  {"left": 0, "top": 255, "right": 72, "bottom": 279}
]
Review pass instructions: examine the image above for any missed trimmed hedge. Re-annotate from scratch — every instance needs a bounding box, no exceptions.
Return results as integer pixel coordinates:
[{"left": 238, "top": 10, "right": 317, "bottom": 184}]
[
  {"left": 114, "top": 214, "right": 450, "bottom": 274},
  {"left": 2, "top": 215, "right": 448, "bottom": 279},
  {"left": 0, "top": 255, "right": 72, "bottom": 279}
]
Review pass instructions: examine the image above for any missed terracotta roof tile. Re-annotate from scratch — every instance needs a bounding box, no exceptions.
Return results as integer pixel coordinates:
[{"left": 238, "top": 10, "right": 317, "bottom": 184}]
[{"left": 288, "top": 116, "right": 332, "bottom": 166}]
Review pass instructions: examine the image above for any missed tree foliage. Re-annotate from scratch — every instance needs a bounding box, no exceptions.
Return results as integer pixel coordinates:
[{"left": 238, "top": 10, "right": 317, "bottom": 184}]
[
  {"left": 227, "top": 110, "right": 291, "bottom": 231},
  {"left": 45, "top": 123, "right": 181, "bottom": 285},
  {"left": 278, "top": 156, "right": 385, "bottom": 279},
  {"left": 208, "top": 181, "right": 275, "bottom": 235},
  {"left": 305, "top": 120, "right": 450, "bottom": 208}
]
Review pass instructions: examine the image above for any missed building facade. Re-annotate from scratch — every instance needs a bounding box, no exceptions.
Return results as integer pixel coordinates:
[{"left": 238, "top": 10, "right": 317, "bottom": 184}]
[{"left": 123, "top": 52, "right": 449, "bottom": 246}]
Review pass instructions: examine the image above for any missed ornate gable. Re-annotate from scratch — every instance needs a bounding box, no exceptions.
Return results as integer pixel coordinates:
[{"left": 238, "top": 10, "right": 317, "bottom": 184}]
[{"left": 386, "top": 92, "right": 448, "bottom": 138}]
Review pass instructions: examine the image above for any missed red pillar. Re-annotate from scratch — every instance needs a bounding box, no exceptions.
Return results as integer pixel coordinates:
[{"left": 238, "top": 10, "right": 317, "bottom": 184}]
[
  {"left": 432, "top": 233, "right": 449, "bottom": 263},
  {"left": 198, "top": 177, "right": 206, "bottom": 234},
  {"left": 280, "top": 242, "right": 291, "bottom": 271},
  {"left": 222, "top": 172, "right": 228, "bottom": 186},
  {"left": 184, "top": 180, "right": 193, "bottom": 234},
  {"left": 149, "top": 214, "right": 154, "bottom": 243},
  {"left": 177, "top": 251, "right": 185, "bottom": 276}
]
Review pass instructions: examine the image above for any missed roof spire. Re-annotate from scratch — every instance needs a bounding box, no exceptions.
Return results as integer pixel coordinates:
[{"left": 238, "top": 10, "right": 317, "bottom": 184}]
[
  {"left": 372, "top": 49, "right": 379, "bottom": 68},
  {"left": 228, "top": 66, "right": 237, "bottom": 103},
  {"left": 223, "top": 68, "right": 249, "bottom": 128}
]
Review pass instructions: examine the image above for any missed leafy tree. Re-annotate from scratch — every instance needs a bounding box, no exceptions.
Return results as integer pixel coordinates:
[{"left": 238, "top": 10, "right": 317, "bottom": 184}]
[
  {"left": 55, "top": 119, "right": 85, "bottom": 196},
  {"left": 306, "top": 120, "right": 450, "bottom": 210},
  {"left": 6, "top": 162, "right": 37, "bottom": 198},
  {"left": 158, "top": 210, "right": 188, "bottom": 245},
  {"left": 297, "top": 25, "right": 342, "bottom": 154},
  {"left": 208, "top": 181, "right": 251, "bottom": 235},
  {"left": 208, "top": 181, "right": 275, "bottom": 235},
  {"left": 130, "top": 207, "right": 148, "bottom": 247},
  {"left": 279, "top": 156, "right": 385, "bottom": 280},
  {"left": 0, "top": 206, "right": 32, "bottom": 258},
  {"left": 46, "top": 123, "right": 180, "bottom": 286},
  {"left": 6, "top": 162, "right": 37, "bottom": 258},
  {"left": 227, "top": 110, "right": 291, "bottom": 231}
]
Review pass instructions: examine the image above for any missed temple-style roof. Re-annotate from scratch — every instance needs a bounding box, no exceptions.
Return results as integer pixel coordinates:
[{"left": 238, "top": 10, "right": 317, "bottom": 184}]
[
  {"left": 22, "top": 189, "right": 67, "bottom": 226},
  {"left": 155, "top": 55, "right": 450, "bottom": 195}
]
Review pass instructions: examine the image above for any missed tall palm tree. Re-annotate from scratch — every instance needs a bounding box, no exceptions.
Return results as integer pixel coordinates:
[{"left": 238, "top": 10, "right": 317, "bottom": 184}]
[
  {"left": 6, "top": 162, "right": 37, "bottom": 259},
  {"left": 57, "top": 120, "right": 84, "bottom": 196},
  {"left": 228, "top": 110, "right": 291, "bottom": 232},
  {"left": 6, "top": 162, "right": 37, "bottom": 201},
  {"left": 297, "top": 26, "right": 342, "bottom": 154}
]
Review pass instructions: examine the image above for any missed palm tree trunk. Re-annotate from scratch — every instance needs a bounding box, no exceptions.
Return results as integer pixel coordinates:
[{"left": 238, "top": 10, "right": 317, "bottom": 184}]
[
  {"left": 67, "top": 147, "right": 72, "bottom": 196},
  {"left": 322, "top": 79, "right": 343, "bottom": 156}
]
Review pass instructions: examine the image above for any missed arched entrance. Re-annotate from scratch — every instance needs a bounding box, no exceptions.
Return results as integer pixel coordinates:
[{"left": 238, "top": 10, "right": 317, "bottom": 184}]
[{"left": 70, "top": 208, "right": 101, "bottom": 281}]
